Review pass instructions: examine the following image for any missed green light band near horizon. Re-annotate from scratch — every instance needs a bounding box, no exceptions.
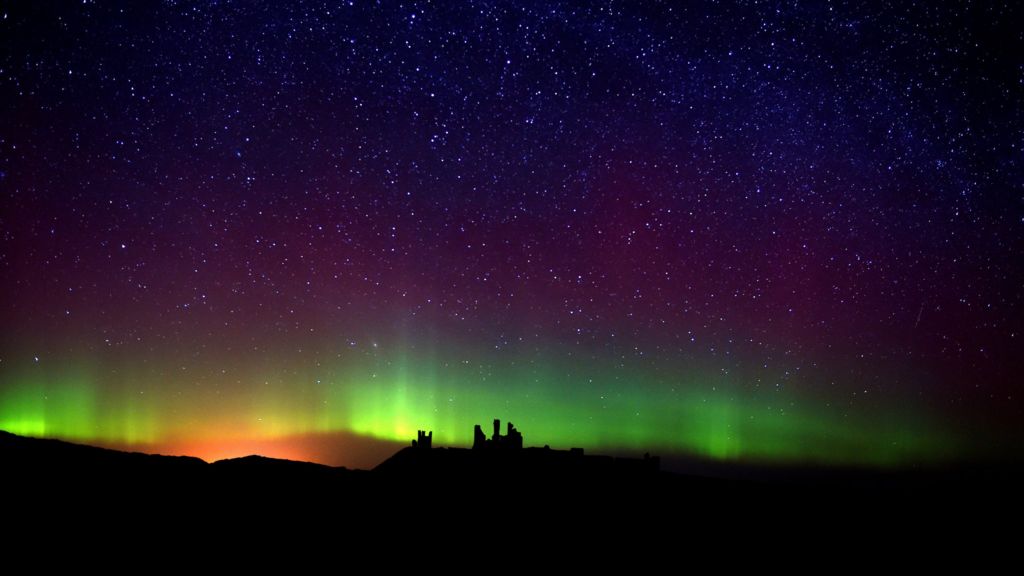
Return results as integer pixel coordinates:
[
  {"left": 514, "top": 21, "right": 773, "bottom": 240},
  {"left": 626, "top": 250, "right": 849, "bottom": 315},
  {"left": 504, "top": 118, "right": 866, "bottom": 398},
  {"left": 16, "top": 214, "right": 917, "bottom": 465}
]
[{"left": 0, "top": 347, "right": 965, "bottom": 468}]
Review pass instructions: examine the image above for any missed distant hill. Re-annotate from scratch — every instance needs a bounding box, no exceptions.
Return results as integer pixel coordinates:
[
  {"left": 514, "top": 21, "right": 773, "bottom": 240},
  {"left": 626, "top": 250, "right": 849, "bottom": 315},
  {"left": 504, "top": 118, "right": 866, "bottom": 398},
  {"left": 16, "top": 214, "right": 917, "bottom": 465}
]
[
  {"left": 0, "top": 430, "right": 358, "bottom": 480},
  {"left": 1, "top": 429, "right": 208, "bottom": 473}
]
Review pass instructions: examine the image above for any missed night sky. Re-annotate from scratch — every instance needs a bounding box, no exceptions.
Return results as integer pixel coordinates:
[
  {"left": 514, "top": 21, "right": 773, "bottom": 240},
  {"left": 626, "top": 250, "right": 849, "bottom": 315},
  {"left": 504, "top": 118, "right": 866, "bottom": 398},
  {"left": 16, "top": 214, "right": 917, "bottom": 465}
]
[{"left": 2, "top": 1, "right": 1021, "bottom": 470}]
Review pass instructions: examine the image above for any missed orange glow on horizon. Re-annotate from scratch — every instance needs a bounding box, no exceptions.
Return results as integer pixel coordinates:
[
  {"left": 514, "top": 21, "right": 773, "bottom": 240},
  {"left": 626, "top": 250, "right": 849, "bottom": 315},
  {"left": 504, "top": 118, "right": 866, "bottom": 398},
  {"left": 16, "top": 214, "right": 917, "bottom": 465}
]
[
  {"left": 87, "top": 430, "right": 406, "bottom": 470},
  {"left": 159, "top": 436, "right": 317, "bottom": 464}
]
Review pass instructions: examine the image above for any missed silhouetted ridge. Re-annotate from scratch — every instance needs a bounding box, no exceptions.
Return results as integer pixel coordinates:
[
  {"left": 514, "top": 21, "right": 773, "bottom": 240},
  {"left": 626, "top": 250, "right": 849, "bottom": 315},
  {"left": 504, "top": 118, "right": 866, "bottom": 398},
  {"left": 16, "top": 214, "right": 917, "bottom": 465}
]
[
  {"left": 4, "top": 425, "right": 1016, "bottom": 515},
  {"left": 0, "top": 429, "right": 207, "bottom": 471}
]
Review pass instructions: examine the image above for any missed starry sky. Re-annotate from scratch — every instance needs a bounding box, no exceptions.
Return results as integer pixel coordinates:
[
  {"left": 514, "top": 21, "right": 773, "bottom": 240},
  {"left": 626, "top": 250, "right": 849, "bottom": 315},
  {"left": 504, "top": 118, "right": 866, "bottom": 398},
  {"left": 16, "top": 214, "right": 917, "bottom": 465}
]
[{"left": 1, "top": 1, "right": 1021, "bottom": 470}]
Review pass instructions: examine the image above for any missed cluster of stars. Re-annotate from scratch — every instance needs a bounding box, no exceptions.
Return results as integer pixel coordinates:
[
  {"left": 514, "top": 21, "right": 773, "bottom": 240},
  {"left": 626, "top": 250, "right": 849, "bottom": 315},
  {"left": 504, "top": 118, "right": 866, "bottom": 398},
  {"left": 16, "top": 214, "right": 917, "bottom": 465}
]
[{"left": 1, "top": 1, "right": 1020, "bottom": 463}]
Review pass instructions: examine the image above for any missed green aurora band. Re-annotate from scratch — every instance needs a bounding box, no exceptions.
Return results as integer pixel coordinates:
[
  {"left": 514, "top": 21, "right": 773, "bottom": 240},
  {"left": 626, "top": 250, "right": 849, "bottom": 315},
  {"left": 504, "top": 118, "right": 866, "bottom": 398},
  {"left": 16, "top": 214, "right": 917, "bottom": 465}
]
[{"left": 0, "top": 342, "right": 967, "bottom": 468}]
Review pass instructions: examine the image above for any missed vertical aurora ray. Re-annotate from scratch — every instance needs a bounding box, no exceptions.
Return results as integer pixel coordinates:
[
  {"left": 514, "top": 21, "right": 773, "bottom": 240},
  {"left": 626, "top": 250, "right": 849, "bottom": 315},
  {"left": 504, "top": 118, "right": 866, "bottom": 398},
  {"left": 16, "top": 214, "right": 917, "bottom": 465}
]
[
  {"left": 0, "top": 364, "right": 98, "bottom": 441},
  {"left": 0, "top": 359, "right": 172, "bottom": 446}
]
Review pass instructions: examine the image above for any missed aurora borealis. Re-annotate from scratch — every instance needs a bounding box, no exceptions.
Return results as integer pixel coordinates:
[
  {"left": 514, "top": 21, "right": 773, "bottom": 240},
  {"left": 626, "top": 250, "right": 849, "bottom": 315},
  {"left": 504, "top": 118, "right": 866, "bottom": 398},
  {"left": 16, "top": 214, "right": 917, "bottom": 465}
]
[{"left": 1, "top": 2, "right": 1021, "bottom": 470}]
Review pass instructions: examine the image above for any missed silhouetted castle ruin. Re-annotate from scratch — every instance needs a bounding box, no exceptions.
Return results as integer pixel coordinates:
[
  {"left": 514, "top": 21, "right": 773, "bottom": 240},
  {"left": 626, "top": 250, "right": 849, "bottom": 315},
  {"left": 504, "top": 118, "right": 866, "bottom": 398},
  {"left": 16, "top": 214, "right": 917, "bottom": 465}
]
[
  {"left": 412, "top": 429, "right": 432, "bottom": 449},
  {"left": 397, "top": 419, "right": 660, "bottom": 476},
  {"left": 473, "top": 419, "right": 523, "bottom": 450}
]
